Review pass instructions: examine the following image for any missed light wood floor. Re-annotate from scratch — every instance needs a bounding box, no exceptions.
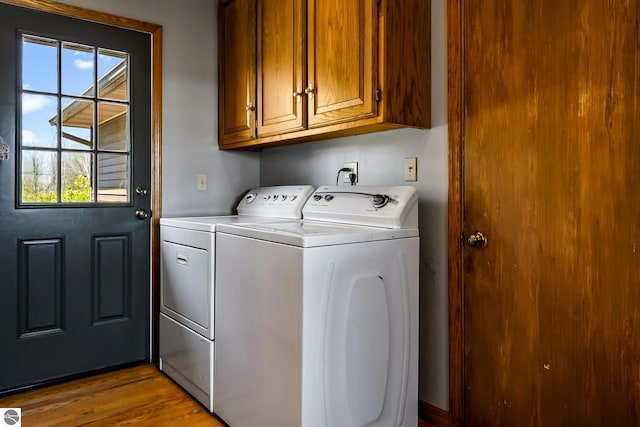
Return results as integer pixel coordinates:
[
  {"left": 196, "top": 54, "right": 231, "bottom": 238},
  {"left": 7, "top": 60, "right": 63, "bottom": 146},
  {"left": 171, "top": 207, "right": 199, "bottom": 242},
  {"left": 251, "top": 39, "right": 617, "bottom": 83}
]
[{"left": 0, "top": 364, "right": 226, "bottom": 426}]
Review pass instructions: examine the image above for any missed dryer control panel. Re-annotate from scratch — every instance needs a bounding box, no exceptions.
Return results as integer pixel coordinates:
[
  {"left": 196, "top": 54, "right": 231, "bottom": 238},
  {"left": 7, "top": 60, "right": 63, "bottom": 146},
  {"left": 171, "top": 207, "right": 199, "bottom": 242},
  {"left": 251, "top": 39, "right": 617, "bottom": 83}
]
[
  {"left": 237, "top": 185, "right": 315, "bottom": 219},
  {"left": 302, "top": 185, "right": 418, "bottom": 229}
]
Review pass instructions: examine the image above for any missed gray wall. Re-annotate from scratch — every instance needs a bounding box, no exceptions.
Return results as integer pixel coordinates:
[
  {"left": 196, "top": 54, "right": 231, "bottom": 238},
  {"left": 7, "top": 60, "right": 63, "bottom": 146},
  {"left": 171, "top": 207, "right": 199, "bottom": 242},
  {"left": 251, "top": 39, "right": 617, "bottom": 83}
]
[
  {"left": 57, "top": 0, "right": 260, "bottom": 217},
  {"left": 259, "top": 0, "right": 449, "bottom": 410},
  {"left": 58, "top": 0, "right": 449, "bottom": 411}
]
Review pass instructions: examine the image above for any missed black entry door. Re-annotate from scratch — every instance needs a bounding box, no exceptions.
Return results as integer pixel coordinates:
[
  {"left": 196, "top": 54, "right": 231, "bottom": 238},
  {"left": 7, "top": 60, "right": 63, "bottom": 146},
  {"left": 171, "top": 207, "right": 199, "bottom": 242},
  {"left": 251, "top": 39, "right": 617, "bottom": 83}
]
[{"left": 0, "top": 3, "right": 151, "bottom": 391}]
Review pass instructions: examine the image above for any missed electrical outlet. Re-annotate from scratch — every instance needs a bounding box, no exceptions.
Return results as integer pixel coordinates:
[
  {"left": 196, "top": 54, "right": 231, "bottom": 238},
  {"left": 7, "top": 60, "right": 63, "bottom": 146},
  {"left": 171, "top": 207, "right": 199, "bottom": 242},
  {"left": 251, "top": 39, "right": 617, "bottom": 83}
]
[
  {"left": 343, "top": 162, "right": 358, "bottom": 184},
  {"left": 404, "top": 157, "right": 417, "bottom": 181},
  {"left": 197, "top": 174, "right": 207, "bottom": 191}
]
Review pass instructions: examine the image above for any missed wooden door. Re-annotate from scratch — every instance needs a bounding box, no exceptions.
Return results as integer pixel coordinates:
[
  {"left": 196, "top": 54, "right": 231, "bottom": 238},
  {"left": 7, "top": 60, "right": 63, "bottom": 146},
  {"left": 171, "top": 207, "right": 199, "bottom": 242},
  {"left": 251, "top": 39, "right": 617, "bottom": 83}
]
[
  {"left": 0, "top": 3, "right": 151, "bottom": 391},
  {"left": 257, "top": 0, "right": 306, "bottom": 137},
  {"left": 219, "top": 0, "right": 257, "bottom": 146},
  {"left": 307, "top": 0, "right": 378, "bottom": 128},
  {"left": 460, "top": 0, "right": 640, "bottom": 425}
]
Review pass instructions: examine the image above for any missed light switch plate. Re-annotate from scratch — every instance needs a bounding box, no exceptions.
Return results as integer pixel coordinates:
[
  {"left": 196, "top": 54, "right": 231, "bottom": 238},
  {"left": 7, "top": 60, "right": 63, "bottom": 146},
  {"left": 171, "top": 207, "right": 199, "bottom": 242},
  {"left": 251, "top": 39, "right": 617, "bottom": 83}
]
[
  {"left": 404, "top": 157, "right": 417, "bottom": 181},
  {"left": 197, "top": 174, "right": 207, "bottom": 191}
]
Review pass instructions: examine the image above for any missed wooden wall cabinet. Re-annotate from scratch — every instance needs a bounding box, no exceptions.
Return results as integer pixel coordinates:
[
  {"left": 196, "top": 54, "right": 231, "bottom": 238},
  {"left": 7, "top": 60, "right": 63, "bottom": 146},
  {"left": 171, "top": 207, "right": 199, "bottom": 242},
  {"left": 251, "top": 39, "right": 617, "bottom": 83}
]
[
  {"left": 219, "top": 0, "right": 430, "bottom": 150},
  {"left": 219, "top": 0, "right": 257, "bottom": 145}
]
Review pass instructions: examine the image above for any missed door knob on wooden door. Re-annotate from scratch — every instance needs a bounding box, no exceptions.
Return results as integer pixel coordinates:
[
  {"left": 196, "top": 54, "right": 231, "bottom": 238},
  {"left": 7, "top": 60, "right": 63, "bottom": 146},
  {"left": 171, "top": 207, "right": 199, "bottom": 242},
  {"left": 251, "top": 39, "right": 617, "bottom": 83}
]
[{"left": 467, "top": 231, "right": 487, "bottom": 248}]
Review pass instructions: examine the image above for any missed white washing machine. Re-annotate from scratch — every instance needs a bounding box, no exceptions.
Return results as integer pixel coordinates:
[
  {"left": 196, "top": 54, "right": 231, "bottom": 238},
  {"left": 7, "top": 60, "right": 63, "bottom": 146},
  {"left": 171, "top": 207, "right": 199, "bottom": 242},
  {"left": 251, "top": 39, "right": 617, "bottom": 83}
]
[
  {"left": 215, "top": 185, "right": 419, "bottom": 427},
  {"left": 158, "top": 185, "right": 314, "bottom": 411}
]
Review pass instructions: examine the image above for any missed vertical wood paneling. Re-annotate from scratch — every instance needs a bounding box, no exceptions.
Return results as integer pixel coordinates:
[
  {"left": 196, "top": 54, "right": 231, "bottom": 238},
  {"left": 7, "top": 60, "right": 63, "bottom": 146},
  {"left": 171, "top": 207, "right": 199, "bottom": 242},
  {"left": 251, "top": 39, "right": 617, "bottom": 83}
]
[
  {"left": 18, "top": 239, "right": 64, "bottom": 337},
  {"left": 447, "top": 0, "right": 464, "bottom": 424},
  {"left": 219, "top": 0, "right": 257, "bottom": 145},
  {"left": 307, "top": 0, "right": 377, "bottom": 126},
  {"left": 462, "top": 0, "right": 640, "bottom": 425},
  {"left": 257, "top": 0, "right": 306, "bottom": 136},
  {"left": 92, "top": 235, "right": 130, "bottom": 324},
  {"left": 382, "top": 0, "right": 431, "bottom": 128}
]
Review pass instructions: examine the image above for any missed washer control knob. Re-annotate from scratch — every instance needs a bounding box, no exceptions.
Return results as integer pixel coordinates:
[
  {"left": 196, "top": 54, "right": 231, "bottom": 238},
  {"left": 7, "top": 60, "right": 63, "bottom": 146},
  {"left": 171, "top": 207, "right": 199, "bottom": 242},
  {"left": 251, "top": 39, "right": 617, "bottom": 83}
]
[
  {"left": 324, "top": 194, "right": 334, "bottom": 202},
  {"left": 372, "top": 194, "right": 390, "bottom": 208},
  {"left": 245, "top": 193, "right": 257, "bottom": 204},
  {"left": 290, "top": 195, "right": 298, "bottom": 201},
  {"left": 313, "top": 194, "right": 322, "bottom": 201}
]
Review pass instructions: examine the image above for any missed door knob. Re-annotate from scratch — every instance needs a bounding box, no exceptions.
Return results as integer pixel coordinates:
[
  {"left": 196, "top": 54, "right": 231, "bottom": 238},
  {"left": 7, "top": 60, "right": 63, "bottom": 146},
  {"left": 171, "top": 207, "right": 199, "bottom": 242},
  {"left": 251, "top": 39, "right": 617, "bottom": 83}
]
[
  {"left": 136, "top": 186, "right": 148, "bottom": 196},
  {"left": 135, "top": 208, "right": 150, "bottom": 220},
  {"left": 467, "top": 231, "right": 487, "bottom": 248}
]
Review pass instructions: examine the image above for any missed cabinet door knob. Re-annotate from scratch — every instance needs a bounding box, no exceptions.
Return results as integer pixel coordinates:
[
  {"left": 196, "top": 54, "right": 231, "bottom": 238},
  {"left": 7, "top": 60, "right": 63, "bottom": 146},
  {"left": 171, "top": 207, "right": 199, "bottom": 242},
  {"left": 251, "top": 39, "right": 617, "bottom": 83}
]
[
  {"left": 246, "top": 104, "right": 256, "bottom": 112},
  {"left": 293, "top": 87, "right": 304, "bottom": 102},
  {"left": 304, "top": 83, "right": 316, "bottom": 99}
]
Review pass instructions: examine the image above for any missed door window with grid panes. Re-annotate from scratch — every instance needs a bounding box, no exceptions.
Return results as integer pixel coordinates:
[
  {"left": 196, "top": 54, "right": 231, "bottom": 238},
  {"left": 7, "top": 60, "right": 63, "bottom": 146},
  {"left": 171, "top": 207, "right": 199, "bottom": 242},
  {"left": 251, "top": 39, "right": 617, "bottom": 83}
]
[{"left": 20, "top": 35, "right": 131, "bottom": 205}]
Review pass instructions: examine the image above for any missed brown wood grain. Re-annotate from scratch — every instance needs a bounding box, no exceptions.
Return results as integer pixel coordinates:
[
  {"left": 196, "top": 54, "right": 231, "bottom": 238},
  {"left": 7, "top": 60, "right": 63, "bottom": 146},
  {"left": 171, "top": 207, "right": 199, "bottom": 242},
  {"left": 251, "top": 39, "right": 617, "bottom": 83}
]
[
  {"left": 381, "top": 0, "right": 431, "bottom": 128},
  {"left": 218, "top": 0, "right": 430, "bottom": 150},
  {"left": 0, "top": 0, "right": 159, "bottom": 32},
  {"left": 0, "top": 365, "right": 224, "bottom": 426},
  {"left": 447, "top": 0, "right": 464, "bottom": 425},
  {"left": 257, "top": 0, "right": 306, "bottom": 137},
  {"left": 420, "top": 399, "right": 451, "bottom": 427},
  {"left": 219, "top": 0, "right": 257, "bottom": 146},
  {"left": 307, "top": 0, "right": 377, "bottom": 127},
  {"left": 462, "top": 0, "right": 640, "bottom": 425}
]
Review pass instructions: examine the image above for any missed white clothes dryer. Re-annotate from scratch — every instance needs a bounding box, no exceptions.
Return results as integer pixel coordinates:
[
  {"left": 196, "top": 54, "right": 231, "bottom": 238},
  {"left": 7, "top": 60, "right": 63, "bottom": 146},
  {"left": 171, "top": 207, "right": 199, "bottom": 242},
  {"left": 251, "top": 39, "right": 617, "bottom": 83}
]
[
  {"left": 215, "top": 185, "right": 419, "bottom": 427},
  {"left": 158, "top": 185, "right": 314, "bottom": 411}
]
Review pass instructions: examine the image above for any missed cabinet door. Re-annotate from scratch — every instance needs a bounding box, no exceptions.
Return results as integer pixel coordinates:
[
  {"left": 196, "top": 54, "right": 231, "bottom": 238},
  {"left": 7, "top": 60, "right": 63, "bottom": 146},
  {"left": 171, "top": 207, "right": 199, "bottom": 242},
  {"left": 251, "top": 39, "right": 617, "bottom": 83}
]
[
  {"left": 307, "top": 0, "right": 378, "bottom": 128},
  {"left": 257, "top": 0, "right": 306, "bottom": 137},
  {"left": 219, "top": 0, "right": 256, "bottom": 145}
]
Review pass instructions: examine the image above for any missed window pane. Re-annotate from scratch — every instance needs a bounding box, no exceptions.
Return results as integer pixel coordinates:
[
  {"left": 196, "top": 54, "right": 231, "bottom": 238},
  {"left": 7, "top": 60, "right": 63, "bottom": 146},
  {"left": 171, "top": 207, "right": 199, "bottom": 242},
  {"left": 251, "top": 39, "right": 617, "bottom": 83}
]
[
  {"left": 62, "top": 42, "right": 95, "bottom": 97},
  {"left": 61, "top": 97, "right": 94, "bottom": 149},
  {"left": 97, "top": 153, "right": 128, "bottom": 202},
  {"left": 98, "top": 49, "right": 128, "bottom": 101},
  {"left": 22, "top": 150, "right": 58, "bottom": 203},
  {"left": 98, "top": 102, "right": 128, "bottom": 151},
  {"left": 62, "top": 152, "right": 93, "bottom": 203},
  {"left": 22, "top": 35, "right": 57, "bottom": 93},
  {"left": 22, "top": 94, "right": 58, "bottom": 148}
]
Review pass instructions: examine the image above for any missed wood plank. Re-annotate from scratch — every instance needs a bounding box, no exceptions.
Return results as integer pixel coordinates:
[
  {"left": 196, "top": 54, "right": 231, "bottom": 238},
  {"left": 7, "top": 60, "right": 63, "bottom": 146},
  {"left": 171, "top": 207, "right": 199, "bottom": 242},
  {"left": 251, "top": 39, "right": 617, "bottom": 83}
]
[
  {"left": 0, "top": 364, "right": 225, "bottom": 426},
  {"left": 463, "top": 0, "right": 640, "bottom": 424},
  {"left": 447, "top": 0, "right": 464, "bottom": 426}
]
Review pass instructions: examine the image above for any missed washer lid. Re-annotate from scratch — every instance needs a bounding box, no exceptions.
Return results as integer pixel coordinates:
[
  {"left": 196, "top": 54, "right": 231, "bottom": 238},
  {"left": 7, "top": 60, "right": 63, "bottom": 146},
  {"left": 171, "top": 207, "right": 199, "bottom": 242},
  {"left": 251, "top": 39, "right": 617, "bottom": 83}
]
[
  {"left": 217, "top": 220, "right": 418, "bottom": 247},
  {"left": 159, "top": 215, "right": 291, "bottom": 232}
]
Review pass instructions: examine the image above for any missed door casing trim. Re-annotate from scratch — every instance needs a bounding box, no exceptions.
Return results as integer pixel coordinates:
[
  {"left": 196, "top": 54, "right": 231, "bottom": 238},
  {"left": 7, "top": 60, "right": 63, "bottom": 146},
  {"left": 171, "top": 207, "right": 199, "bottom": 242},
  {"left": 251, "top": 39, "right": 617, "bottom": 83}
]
[
  {"left": 1, "top": 0, "right": 163, "bottom": 363},
  {"left": 447, "top": 1, "right": 464, "bottom": 426}
]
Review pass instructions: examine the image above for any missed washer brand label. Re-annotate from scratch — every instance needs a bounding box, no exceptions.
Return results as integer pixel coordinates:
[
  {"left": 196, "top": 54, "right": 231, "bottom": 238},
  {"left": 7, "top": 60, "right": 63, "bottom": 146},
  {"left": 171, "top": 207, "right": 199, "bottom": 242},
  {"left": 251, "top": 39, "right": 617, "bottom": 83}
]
[{"left": 2, "top": 409, "right": 21, "bottom": 427}]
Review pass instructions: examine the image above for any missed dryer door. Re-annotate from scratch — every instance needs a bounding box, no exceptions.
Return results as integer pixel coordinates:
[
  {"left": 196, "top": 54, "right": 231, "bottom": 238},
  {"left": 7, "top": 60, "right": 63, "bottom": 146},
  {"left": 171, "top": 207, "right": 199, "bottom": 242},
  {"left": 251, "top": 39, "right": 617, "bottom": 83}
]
[{"left": 160, "top": 226, "right": 214, "bottom": 339}]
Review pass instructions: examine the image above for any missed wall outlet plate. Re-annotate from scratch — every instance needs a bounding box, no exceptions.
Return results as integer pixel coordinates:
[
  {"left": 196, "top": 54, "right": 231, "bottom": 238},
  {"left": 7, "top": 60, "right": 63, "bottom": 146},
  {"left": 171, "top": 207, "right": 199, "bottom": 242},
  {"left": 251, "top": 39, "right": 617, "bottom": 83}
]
[{"left": 343, "top": 162, "right": 358, "bottom": 183}]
